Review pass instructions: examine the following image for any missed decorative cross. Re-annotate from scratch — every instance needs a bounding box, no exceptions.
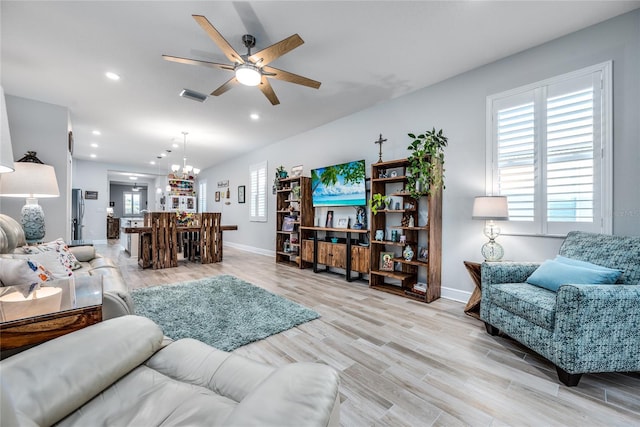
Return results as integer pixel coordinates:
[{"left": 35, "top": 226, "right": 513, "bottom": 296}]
[{"left": 374, "top": 134, "right": 387, "bottom": 163}]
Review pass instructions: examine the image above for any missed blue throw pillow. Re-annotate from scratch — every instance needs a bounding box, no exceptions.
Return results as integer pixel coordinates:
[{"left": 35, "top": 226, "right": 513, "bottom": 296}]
[
  {"left": 526, "top": 259, "right": 622, "bottom": 292},
  {"left": 554, "top": 255, "right": 616, "bottom": 273}
]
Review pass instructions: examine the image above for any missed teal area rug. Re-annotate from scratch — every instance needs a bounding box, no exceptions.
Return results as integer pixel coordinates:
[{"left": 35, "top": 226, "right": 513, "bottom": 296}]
[{"left": 131, "top": 275, "right": 319, "bottom": 351}]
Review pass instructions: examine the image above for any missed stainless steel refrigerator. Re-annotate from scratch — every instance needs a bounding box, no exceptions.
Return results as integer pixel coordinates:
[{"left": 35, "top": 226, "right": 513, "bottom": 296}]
[{"left": 71, "top": 188, "right": 84, "bottom": 240}]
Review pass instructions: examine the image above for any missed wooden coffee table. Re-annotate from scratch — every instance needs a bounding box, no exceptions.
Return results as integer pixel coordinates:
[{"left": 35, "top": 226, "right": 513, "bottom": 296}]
[{"left": 0, "top": 277, "right": 102, "bottom": 352}]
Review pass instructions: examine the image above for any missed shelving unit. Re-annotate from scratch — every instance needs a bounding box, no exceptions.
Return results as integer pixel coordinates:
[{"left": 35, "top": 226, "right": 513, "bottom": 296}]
[
  {"left": 275, "top": 176, "right": 312, "bottom": 267},
  {"left": 168, "top": 178, "right": 196, "bottom": 213},
  {"left": 369, "top": 158, "right": 442, "bottom": 302}
]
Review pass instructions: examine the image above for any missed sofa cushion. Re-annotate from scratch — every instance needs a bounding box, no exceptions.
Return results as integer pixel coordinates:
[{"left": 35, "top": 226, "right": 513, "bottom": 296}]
[
  {"left": 0, "top": 257, "right": 53, "bottom": 287},
  {"left": 526, "top": 259, "right": 622, "bottom": 292},
  {"left": 10, "top": 238, "right": 79, "bottom": 278},
  {"left": 491, "top": 283, "right": 557, "bottom": 331},
  {"left": 68, "top": 245, "right": 96, "bottom": 262}
]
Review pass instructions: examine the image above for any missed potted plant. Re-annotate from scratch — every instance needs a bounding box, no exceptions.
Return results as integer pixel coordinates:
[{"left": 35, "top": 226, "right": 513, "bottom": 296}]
[
  {"left": 406, "top": 128, "right": 448, "bottom": 199},
  {"left": 273, "top": 165, "right": 288, "bottom": 192},
  {"left": 369, "top": 193, "right": 391, "bottom": 215}
]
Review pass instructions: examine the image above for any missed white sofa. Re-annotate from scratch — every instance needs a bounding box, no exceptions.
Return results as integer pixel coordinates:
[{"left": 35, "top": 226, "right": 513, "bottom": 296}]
[{"left": 0, "top": 315, "right": 341, "bottom": 426}]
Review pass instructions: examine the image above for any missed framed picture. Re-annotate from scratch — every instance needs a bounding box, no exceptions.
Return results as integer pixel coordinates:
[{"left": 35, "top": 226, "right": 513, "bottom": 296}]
[
  {"left": 215, "top": 191, "right": 220, "bottom": 202},
  {"left": 68, "top": 131, "right": 74, "bottom": 155},
  {"left": 238, "top": 185, "right": 246, "bottom": 203},
  {"left": 418, "top": 246, "right": 428, "bottom": 262},
  {"left": 335, "top": 217, "right": 349, "bottom": 229},
  {"left": 325, "top": 210, "right": 334, "bottom": 228},
  {"left": 109, "top": 201, "right": 115, "bottom": 207},
  {"left": 291, "top": 165, "right": 303, "bottom": 177},
  {"left": 379, "top": 252, "right": 395, "bottom": 271},
  {"left": 85, "top": 191, "right": 98, "bottom": 200},
  {"left": 282, "top": 216, "right": 296, "bottom": 232}
]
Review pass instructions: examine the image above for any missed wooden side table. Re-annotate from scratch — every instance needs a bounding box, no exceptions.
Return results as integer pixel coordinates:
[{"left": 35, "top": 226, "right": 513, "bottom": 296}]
[{"left": 463, "top": 261, "right": 482, "bottom": 319}]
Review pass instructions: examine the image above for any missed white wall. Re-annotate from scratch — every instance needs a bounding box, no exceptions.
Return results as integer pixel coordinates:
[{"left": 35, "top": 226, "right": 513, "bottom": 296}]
[
  {"left": 199, "top": 10, "right": 640, "bottom": 301},
  {"left": 0, "top": 95, "right": 71, "bottom": 241}
]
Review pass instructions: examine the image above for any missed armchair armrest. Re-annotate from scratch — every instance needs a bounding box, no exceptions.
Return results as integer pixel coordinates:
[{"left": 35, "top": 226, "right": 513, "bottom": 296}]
[
  {"left": 481, "top": 261, "right": 541, "bottom": 286},
  {"left": 554, "top": 284, "right": 640, "bottom": 373}
]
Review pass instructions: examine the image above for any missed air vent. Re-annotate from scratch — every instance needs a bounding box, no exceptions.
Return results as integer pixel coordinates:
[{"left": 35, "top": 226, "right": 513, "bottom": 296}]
[{"left": 179, "top": 89, "right": 208, "bottom": 103}]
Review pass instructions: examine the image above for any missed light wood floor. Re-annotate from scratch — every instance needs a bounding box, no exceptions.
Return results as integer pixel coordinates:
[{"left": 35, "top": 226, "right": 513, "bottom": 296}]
[{"left": 104, "top": 241, "right": 640, "bottom": 427}]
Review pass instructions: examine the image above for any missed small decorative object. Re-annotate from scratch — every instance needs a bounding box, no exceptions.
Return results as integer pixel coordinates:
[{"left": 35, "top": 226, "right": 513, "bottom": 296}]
[
  {"left": 390, "top": 170, "right": 398, "bottom": 178},
  {"left": 406, "top": 128, "right": 448, "bottom": 199},
  {"left": 369, "top": 193, "right": 391, "bottom": 215},
  {"left": 403, "top": 245, "right": 414, "bottom": 261},
  {"left": 378, "top": 169, "right": 388, "bottom": 178},
  {"left": 176, "top": 210, "right": 194, "bottom": 226},
  {"left": 290, "top": 235, "right": 299, "bottom": 244},
  {"left": 391, "top": 230, "right": 398, "bottom": 242},
  {"left": 472, "top": 196, "right": 509, "bottom": 261},
  {"left": 325, "top": 210, "right": 334, "bottom": 228},
  {"left": 374, "top": 133, "right": 387, "bottom": 163},
  {"left": 400, "top": 235, "right": 407, "bottom": 244},
  {"left": 401, "top": 215, "right": 410, "bottom": 227},
  {"left": 291, "top": 185, "right": 301, "bottom": 200},
  {"left": 375, "top": 229, "right": 384, "bottom": 241},
  {"left": 330, "top": 237, "right": 339, "bottom": 243},
  {"left": 290, "top": 165, "right": 303, "bottom": 177},
  {"left": 418, "top": 246, "right": 428, "bottom": 262},
  {"left": 379, "top": 251, "right": 394, "bottom": 271},
  {"left": 238, "top": 185, "right": 245, "bottom": 203},
  {"left": 276, "top": 165, "right": 288, "bottom": 179},
  {"left": 404, "top": 201, "right": 415, "bottom": 210},
  {"left": 109, "top": 201, "right": 115, "bottom": 207},
  {"left": 353, "top": 206, "right": 367, "bottom": 230},
  {"left": 215, "top": 191, "right": 220, "bottom": 202},
  {"left": 408, "top": 216, "right": 415, "bottom": 228},
  {"left": 335, "top": 217, "right": 349, "bottom": 229},
  {"left": 283, "top": 239, "right": 290, "bottom": 253},
  {"left": 282, "top": 216, "right": 296, "bottom": 232},
  {"left": 394, "top": 202, "right": 400, "bottom": 210}
]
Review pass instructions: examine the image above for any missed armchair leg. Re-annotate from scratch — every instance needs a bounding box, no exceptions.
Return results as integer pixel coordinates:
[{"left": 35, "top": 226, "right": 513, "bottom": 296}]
[
  {"left": 484, "top": 322, "right": 500, "bottom": 336},
  {"left": 556, "top": 366, "right": 582, "bottom": 387}
]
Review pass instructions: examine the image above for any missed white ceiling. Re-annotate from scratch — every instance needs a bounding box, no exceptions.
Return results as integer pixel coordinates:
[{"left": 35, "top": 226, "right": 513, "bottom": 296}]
[{"left": 2, "top": 1, "right": 639, "bottom": 176}]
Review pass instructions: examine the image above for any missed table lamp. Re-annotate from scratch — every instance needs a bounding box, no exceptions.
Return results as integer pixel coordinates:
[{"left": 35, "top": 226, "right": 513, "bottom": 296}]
[
  {"left": 0, "top": 151, "right": 60, "bottom": 243},
  {"left": 0, "top": 85, "right": 15, "bottom": 174},
  {"left": 472, "top": 196, "right": 509, "bottom": 261}
]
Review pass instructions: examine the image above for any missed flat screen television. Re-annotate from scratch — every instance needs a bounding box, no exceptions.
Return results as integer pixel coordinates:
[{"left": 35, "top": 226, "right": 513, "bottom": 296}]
[{"left": 311, "top": 159, "right": 367, "bottom": 207}]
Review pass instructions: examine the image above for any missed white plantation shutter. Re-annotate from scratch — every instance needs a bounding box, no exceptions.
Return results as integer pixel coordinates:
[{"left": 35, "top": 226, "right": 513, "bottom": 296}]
[
  {"left": 250, "top": 161, "right": 267, "bottom": 222},
  {"left": 198, "top": 180, "right": 207, "bottom": 212},
  {"left": 487, "top": 62, "right": 611, "bottom": 236}
]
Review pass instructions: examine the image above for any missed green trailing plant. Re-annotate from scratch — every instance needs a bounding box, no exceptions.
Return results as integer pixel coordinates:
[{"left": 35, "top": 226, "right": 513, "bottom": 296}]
[
  {"left": 406, "top": 128, "right": 448, "bottom": 199},
  {"left": 369, "top": 193, "right": 391, "bottom": 215}
]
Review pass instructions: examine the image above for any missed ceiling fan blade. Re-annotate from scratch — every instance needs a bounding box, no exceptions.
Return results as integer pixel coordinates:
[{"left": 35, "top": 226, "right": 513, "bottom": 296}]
[
  {"left": 258, "top": 77, "right": 280, "bottom": 105},
  {"left": 162, "top": 55, "right": 234, "bottom": 71},
  {"left": 192, "top": 15, "right": 244, "bottom": 64},
  {"left": 262, "top": 66, "right": 321, "bottom": 89},
  {"left": 249, "top": 34, "right": 304, "bottom": 66},
  {"left": 211, "top": 77, "right": 239, "bottom": 96}
]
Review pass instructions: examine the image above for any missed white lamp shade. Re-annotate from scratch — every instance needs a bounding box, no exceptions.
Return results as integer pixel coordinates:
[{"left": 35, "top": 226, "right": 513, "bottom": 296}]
[
  {"left": 472, "top": 196, "right": 509, "bottom": 220},
  {"left": 0, "top": 162, "right": 60, "bottom": 198},
  {"left": 0, "top": 86, "right": 15, "bottom": 173}
]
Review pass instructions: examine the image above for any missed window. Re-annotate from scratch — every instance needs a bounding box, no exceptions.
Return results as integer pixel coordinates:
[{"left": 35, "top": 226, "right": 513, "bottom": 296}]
[
  {"left": 124, "top": 192, "right": 141, "bottom": 215},
  {"left": 486, "top": 62, "right": 612, "bottom": 236},
  {"left": 249, "top": 161, "right": 267, "bottom": 222},
  {"left": 198, "top": 180, "right": 207, "bottom": 212}
]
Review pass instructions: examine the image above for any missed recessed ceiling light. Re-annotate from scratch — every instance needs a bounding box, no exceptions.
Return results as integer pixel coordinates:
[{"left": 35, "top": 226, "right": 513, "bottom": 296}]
[
  {"left": 90, "top": 143, "right": 98, "bottom": 148},
  {"left": 129, "top": 176, "right": 137, "bottom": 180},
  {"left": 161, "top": 153, "right": 167, "bottom": 157},
  {"left": 90, "top": 154, "right": 97, "bottom": 158},
  {"left": 250, "top": 113, "right": 260, "bottom": 120},
  {"left": 150, "top": 161, "right": 156, "bottom": 165},
  {"left": 105, "top": 71, "right": 120, "bottom": 81},
  {"left": 172, "top": 143, "right": 179, "bottom": 148},
  {"left": 92, "top": 130, "right": 101, "bottom": 136}
]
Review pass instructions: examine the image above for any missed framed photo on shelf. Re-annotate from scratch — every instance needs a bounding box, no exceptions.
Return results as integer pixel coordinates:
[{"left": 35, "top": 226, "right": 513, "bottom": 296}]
[
  {"left": 418, "top": 246, "right": 428, "bottom": 262},
  {"left": 238, "top": 185, "right": 246, "bottom": 203},
  {"left": 335, "top": 217, "right": 349, "bottom": 229},
  {"left": 290, "top": 165, "right": 303, "bottom": 177},
  {"left": 282, "top": 216, "right": 296, "bottom": 232},
  {"left": 325, "top": 210, "right": 334, "bottom": 228},
  {"left": 379, "top": 252, "right": 395, "bottom": 271}
]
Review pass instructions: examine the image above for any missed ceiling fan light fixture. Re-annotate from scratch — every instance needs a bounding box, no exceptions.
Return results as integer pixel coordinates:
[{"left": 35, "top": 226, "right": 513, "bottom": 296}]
[{"left": 235, "top": 64, "right": 261, "bottom": 86}]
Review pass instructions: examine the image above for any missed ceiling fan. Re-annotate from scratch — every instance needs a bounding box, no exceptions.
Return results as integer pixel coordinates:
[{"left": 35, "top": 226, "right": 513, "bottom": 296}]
[{"left": 162, "top": 15, "right": 321, "bottom": 105}]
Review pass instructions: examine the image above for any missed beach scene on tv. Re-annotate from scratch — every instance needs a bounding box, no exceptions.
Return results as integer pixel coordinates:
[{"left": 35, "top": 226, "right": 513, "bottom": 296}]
[{"left": 311, "top": 160, "right": 367, "bottom": 207}]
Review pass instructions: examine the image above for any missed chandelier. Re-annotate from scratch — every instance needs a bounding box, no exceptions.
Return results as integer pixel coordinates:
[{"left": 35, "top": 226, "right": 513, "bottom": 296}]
[{"left": 171, "top": 131, "right": 200, "bottom": 179}]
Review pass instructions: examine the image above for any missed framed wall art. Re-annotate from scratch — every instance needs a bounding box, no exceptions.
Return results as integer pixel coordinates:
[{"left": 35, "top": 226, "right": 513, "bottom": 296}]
[
  {"left": 238, "top": 185, "right": 246, "bottom": 203},
  {"left": 215, "top": 191, "right": 220, "bottom": 202},
  {"left": 379, "top": 252, "right": 395, "bottom": 271}
]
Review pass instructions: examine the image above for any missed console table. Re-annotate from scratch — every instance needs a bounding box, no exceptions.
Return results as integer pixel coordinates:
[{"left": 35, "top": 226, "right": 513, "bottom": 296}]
[{"left": 300, "top": 226, "right": 369, "bottom": 282}]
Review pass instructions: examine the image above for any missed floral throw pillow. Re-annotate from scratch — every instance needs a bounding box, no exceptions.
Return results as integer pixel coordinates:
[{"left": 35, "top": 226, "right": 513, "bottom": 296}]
[
  {"left": 13, "top": 238, "right": 78, "bottom": 279},
  {"left": 0, "top": 257, "right": 53, "bottom": 289}
]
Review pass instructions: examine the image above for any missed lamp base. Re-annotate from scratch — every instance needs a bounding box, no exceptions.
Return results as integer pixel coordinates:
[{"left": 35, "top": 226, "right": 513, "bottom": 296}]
[
  {"left": 481, "top": 239, "right": 504, "bottom": 262},
  {"left": 21, "top": 198, "right": 45, "bottom": 244}
]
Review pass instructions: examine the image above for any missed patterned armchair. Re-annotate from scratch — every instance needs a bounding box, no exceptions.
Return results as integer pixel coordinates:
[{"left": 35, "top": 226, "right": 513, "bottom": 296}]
[{"left": 480, "top": 231, "right": 640, "bottom": 386}]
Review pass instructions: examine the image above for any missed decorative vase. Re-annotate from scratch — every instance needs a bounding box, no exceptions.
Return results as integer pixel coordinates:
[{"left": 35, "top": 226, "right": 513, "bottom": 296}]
[
  {"left": 403, "top": 245, "right": 414, "bottom": 261},
  {"left": 375, "top": 230, "right": 384, "bottom": 241}
]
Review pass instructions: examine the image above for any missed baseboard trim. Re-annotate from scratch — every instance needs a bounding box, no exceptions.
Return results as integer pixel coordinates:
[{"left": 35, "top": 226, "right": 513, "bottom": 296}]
[{"left": 225, "top": 241, "right": 275, "bottom": 258}]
